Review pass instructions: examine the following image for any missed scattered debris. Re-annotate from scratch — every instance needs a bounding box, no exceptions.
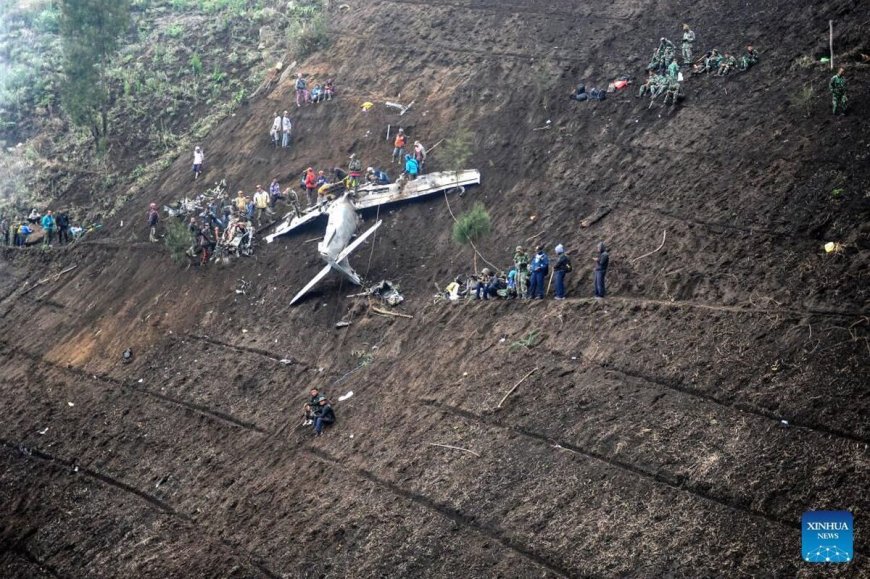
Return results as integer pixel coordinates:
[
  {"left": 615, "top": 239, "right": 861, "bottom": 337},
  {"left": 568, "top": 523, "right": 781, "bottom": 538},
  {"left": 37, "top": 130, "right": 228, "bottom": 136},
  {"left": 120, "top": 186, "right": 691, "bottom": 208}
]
[
  {"left": 122, "top": 348, "right": 133, "bottom": 364},
  {"left": 38, "top": 427, "right": 49, "bottom": 435},
  {"left": 368, "top": 280, "right": 404, "bottom": 306},
  {"left": 338, "top": 391, "right": 354, "bottom": 402},
  {"left": 155, "top": 474, "right": 170, "bottom": 488},
  {"left": 824, "top": 242, "right": 844, "bottom": 253},
  {"left": 21, "top": 264, "right": 78, "bottom": 296},
  {"left": 67, "top": 402, "right": 75, "bottom": 407},
  {"left": 385, "top": 100, "right": 414, "bottom": 115},
  {"left": 279, "top": 359, "right": 293, "bottom": 365},
  {"left": 335, "top": 320, "right": 352, "bottom": 328},
  {"left": 426, "top": 442, "right": 481, "bottom": 458},
  {"left": 497, "top": 367, "right": 539, "bottom": 408}
]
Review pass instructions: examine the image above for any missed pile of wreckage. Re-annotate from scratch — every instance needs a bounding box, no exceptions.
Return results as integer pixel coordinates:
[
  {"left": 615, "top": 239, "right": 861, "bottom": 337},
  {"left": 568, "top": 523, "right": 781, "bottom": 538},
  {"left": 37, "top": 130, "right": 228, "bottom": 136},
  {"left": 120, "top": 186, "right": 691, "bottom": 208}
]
[{"left": 163, "top": 179, "right": 256, "bottom": 264}]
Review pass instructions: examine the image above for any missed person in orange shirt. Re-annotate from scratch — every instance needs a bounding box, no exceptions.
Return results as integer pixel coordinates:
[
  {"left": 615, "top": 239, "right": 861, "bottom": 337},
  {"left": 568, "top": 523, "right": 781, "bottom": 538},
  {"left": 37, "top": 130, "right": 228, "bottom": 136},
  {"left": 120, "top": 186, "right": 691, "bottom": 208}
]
[{"left": 392, "top": 128, "right": 406, "bottom": 164}]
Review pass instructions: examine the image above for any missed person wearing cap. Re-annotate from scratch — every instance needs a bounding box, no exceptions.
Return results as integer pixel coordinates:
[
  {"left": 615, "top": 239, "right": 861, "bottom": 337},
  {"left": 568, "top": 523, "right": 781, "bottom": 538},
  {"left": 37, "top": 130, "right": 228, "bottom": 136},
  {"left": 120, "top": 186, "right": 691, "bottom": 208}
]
[
  {"left": 553, "top": 244, "right": 572, "bottom": 300},
  {"left": 269, "top": 177, "right": 285, "bottom": 208},
  {"left": 404, "top": 154, "right": 419, "bottom": 180},
  {"left": 281, "top": 111, "right": 292, "bottom": 148},
  {"left": 147, "top": 202, "right": 160, "bottom": 243},
  {"left": 593, "top": 241, "right": 609, "bottom": 298},
  {"left": 392, "top": 128, "right": 406, "bottom": 164},
  {"left": 513, "top": 245, "right": 530, "bottom": 299},
  {"left": 302, "top": 387, "right": 326, "bottom": 426},
  {"left": 313, "top": 398, "right": 335, "bottom": 436},
  {"left": 253, "top": 185, "right": 272, "bottom": 226},
  {"left": 681, "top": 24, "right": 695, "bottom": 65},
  {"left": 192, "top": 146, "right": 204, "bottom": 180},
  {"left": 270, "top": 111, "right": 282, "bottom": 146},
  {"left": 528, "top": 245, "right": 549, "bottom": 299}
]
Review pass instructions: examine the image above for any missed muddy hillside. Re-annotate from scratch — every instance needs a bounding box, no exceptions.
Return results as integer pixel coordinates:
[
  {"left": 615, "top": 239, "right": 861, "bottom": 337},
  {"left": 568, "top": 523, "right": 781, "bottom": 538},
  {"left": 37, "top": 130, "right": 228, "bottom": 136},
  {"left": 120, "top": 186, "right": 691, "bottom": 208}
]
[{"left": 2, "top": 0, "right": 869, "bottom": 576}]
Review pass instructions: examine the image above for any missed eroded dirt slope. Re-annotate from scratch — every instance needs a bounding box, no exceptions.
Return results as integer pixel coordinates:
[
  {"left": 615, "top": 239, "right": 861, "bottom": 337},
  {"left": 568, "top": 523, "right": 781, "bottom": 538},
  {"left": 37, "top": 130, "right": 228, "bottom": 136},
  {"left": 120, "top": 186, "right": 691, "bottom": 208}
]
[{"left": 1, "top": 0, "right": 869, "bottom": 576}]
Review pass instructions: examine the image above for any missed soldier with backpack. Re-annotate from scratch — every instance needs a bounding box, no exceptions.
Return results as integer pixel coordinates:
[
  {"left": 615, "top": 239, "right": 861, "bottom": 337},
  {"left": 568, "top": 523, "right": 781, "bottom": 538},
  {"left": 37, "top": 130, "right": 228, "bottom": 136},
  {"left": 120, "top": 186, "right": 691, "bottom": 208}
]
[{"left": 513, "top": 245, "right": 530, "bottom": 299}]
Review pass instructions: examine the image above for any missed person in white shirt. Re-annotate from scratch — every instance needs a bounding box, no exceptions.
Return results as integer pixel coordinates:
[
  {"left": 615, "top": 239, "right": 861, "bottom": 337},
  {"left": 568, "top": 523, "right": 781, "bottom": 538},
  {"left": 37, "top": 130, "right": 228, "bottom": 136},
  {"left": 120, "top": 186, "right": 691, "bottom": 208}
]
[
  {"left": 192, "top": 146, "right": 204, "bottom": 180},
  {"left": 270, "top": 112, "right": 281, "bottom": 146},
  {"left": 281, "top": 112, "right": 292, "bottom": 148}
]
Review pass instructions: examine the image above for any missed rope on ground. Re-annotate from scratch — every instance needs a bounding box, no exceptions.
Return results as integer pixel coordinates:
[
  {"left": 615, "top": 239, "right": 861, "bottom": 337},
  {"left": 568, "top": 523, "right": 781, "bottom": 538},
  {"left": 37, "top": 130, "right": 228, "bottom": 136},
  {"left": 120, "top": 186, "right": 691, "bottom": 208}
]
[
  {"left": 442, "top": 190, "right": 501, "bottom": 272},
  {"left": 630, "top": 230, "right": 667, "bottom": 263},
  {"left": 426, "top": 443, "right": 480, "bottom": 458}
]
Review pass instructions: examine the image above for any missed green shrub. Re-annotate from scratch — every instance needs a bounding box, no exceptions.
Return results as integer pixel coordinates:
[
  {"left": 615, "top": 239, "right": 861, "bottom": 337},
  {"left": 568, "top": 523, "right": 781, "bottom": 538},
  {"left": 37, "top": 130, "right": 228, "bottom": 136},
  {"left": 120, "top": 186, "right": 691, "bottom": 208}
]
[
  {"left": 189, "top": 52, "right": 203, "bottom": 76},
  {"left": 452, "top": 202, "right": 491, "bottom": 271},
  {"left": 164, "top": 219, "right": 193, "bottom": 263}
]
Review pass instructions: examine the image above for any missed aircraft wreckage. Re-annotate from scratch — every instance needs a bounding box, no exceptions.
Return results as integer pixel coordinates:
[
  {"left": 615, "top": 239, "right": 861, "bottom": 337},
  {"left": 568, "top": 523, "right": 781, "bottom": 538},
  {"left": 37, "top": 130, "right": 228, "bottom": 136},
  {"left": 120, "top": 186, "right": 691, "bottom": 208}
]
[{"left": 265, "top": 169, "right": 481, "bottom": 305}]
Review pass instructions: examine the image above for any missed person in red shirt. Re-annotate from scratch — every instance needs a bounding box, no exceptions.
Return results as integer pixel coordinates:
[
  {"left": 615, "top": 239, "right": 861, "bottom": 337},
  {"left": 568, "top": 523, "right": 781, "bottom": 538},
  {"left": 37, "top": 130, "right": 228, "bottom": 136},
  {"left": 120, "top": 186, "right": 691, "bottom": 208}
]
[{"left": 304, "top": 167, "right": 318, "bottom": 206}]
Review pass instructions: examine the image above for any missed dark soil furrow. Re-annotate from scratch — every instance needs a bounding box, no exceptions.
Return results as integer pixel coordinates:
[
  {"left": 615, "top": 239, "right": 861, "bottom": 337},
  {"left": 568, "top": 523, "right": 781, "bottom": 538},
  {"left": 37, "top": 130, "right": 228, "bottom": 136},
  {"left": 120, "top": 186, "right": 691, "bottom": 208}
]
[
  {"left": 1, "top": 545, "right": 63, "bottom": 579},
  {"left": 381, "top": 0, "right": 633, "bottom": 21},
  {"left": 1, "top": 343, "right": 270, "bottom": 434},
  {"left": 305, "top": 447, "right": 575, "bottom": 578},
  {"left": 421, "top": 400, "right": 800, "bottom": 532},
  {"left": 0, "top": 442, "right": 282, "bottom": 579},
  {"left": 182, "top": 333, "right": 297, "bottom": 366}
]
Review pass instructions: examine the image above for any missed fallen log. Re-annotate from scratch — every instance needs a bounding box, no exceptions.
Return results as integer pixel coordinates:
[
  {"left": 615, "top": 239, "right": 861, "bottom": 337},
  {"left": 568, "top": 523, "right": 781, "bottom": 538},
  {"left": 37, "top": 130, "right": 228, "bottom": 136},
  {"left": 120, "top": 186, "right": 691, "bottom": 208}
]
[
  {"left": 580, "top": 205, "right": 611, "bottom": 228},
  {"left": 497, "top": 367, "right": 539, "bottom": 408}
]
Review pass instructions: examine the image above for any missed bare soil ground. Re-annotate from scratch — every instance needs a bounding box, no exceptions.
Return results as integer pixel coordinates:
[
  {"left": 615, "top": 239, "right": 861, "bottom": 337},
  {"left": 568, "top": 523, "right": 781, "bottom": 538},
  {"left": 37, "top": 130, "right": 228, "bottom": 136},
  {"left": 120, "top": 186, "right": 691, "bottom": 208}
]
[{"left": 1, "top": 0, "right": 869, "bottom": 576}]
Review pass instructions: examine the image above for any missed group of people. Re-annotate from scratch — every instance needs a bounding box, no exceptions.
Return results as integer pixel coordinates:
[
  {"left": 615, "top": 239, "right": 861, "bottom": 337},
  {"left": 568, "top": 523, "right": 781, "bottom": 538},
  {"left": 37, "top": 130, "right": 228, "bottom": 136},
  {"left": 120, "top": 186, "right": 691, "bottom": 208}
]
[
  {"left": 302, "top": 387, "right": 335, "bottom": 436},
  {"left": 1, "top": 209, "right": 76, "bottom": 247},
  {"left": 390, "top": 128, "right": 428, "bottom": 179},
  {"left": 636, "top": 24, "right": 761, "bottom": 105},
  {"left": 267, "top": 74, "right": 338, "bottom": 150},
  {"left": 444, "top": 242, "right": 610, "bottom": 302}
]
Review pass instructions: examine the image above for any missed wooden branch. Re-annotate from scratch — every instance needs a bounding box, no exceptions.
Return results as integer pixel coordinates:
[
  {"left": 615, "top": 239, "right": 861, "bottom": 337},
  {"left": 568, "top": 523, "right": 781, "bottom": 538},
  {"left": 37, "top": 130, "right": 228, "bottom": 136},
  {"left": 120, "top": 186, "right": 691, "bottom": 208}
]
[
  {"left": 426, "top": 443, "right": 480, "bottom": 457},
  {"left": 370, "top": 306, "right": 413, "bottom": 319},
  {"left": 580, "top": 205, "right": 611, "bottom": 228},
  {"left": 497, "top": 367, "right": 539, "bottom": 408},
  {"left": 21, "top": 265, "right": 78, "bottom": 295},
  {"left": 630, "top": 230, "right": 667, "bottom": 263},
  {"left": 526, "top": 231, "right": 544, "bottom": 242}
]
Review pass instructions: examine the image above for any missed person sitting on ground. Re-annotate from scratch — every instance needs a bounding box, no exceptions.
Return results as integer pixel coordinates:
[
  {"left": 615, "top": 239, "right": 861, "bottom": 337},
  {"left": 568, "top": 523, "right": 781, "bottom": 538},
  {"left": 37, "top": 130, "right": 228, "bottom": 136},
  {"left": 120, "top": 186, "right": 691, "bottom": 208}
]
[
  {"left": 739, "top": 45, "right": 759, "bottom": 71},
  {"left": 323, "top": 79, "right": 335, "bottom": 101},
  {"left": 313, "top": 397, "right": 335, "bottom": 436},
  {"left": 404, "top": 154, "right": 419, "bottom": 180},
  {"left": 309, "top": 83, "right": 323, "bottom": 103},
  {"left": 269, "top": 177, "right": 284, "bottom": 208},
  {"left": 506, "top": 268, "right": 518, "bottom": 298},
  {"left": 571, "top": 82, "right": 588, "bottom": 101},
  {"left": 717, "top": 52, "right": 737, "bottom": 76},
  {"left": 303, "top": 388, "right": 326, "bottom": 425},
  {"left": 475, "top": 268, "right": 499, "bottom": 300},
  {"left": 27, "top": 208, "right": 41, "bottom": 224}
]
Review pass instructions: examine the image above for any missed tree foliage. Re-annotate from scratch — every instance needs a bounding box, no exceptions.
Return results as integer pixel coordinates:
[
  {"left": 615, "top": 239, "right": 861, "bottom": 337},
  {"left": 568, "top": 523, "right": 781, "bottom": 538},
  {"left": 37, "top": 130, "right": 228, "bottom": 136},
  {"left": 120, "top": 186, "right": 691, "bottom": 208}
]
[
  {"left": 59, "top": 0, "right": 131, "bottom": 147},
  {"left": 164, "top": 219, "right": 194, "bottom": 263},
  {"left": 440, "top": 127, "right": 473, "bottom": 175},
  {"left": 452, "top": 202, "right": 491, "bottom": 246}
]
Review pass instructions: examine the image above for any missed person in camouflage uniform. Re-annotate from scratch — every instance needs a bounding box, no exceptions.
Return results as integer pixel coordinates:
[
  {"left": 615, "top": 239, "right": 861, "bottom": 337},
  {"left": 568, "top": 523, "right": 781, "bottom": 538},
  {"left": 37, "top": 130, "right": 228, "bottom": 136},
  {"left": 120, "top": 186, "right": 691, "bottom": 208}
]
[
  {"left": 681, "top": 24, "right": 696, "bottom": 65},
  {"left": 662, "top": 79, "right": 683, "bottom": 106},
  {"left": 667, "top": 59, "right": 680, "bottom": 79},
  {"left": 513, "top": 245, "right": 530, "bottom": 299},
  {"left": 829, "top": 67, "right": 847, "bottom": 115},
  {"left": 717, "top": 53, "right": 738, "bottom": 76},
  {"left": 739, "top": 45, "right": 759, "bottom": 71}
]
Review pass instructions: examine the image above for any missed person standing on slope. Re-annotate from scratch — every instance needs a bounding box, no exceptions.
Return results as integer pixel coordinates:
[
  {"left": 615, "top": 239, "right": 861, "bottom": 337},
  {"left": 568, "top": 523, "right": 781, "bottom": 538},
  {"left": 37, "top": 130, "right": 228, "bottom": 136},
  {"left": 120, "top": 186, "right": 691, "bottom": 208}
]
[
  {"left": 270, "top": 111, "right": 282, "bottom": 146},
  {"left": 553, "top": 244, "right": 572, "bottom": 300},
  {"left": 147, "top": 203, "right": 160, "bottom": 243},
  {"left": 528, "top": 245, "right": 549, "bottom": 300},
  {"left": 829, "top": 67, "right": 847, "bottom": 115},
  {"left": 593, "top": 241, "right": 609, "bottom": 298},
  {"left": 681, "top": 24, "right": 696, "bottom": 65},
  {"left": 392, "top": 128, "right": 406, "bottom": 164},
  {"left": 192, "top": 146, "right": 204, "bottom": 180}
]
